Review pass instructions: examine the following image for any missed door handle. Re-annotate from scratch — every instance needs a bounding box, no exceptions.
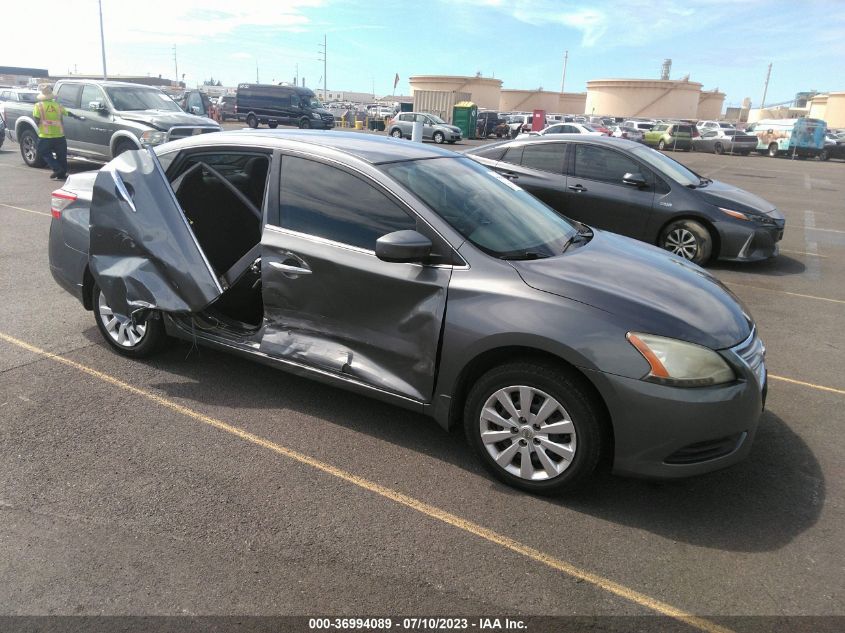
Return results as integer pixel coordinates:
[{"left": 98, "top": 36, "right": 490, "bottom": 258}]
[
  {"left": 501, "top": 171, "right": 519, "bottom": 180},
  {"left": 77, "top": 115, "right": 86, "bottom": 121},
  {"left": 568, "top": 184, "right": 587, "bottom": 192},
  {"left": 269, "top": 261, "right": 312, "bottom": 276}
]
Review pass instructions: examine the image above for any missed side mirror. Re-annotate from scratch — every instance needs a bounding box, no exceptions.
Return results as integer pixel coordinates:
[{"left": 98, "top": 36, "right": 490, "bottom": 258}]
[
  {"left": 88, "top": 101, "right": 106, "bottom": 112},
  {"left": 622, "top": 172, "right": 648, "bottom": 188},
  {"left": 376, "top": 230, "right": 432, "bottom": 263}
]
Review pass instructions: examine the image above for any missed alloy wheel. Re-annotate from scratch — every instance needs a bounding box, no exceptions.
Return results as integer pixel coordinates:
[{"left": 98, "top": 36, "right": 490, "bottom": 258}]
[
  {"left": 97, "top": 291, "right": 147, "bottom": 348},
  {"left": 22, "top": 135, "right": 37, "bottom": 162},
  {"left": 479, "top": 385, "right": 577, "bottom": 481},
  {"left": 664, "top": 228, "right": 698, "bottom": 260}
]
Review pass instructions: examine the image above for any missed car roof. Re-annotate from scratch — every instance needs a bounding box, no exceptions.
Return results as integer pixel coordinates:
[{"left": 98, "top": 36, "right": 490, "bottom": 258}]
[
  {"left": 463, "top": 134, "right": 645, "bottom": 154},
  {"left": 163, "top": 129, "right": 460, "bottom": 164}
]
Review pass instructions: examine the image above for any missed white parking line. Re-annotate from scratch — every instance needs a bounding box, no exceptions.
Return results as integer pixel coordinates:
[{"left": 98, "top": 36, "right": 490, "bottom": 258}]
[
  {"left": 724, "top": 281, "right": 845, "bottom": 305},
  {"left": 780, "top": 249, "right": 827, "bottom": 258},
  {"left": 0, "top": 202, "right": 50, "bottom": 217},
  {"left": 803, "top": 211, "right": 821, "bottom": 281}
]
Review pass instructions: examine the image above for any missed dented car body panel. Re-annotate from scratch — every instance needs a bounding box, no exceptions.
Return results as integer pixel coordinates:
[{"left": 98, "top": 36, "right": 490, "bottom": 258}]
[{"left": 89, "top": 148, "right": 223, "bottom": 316}]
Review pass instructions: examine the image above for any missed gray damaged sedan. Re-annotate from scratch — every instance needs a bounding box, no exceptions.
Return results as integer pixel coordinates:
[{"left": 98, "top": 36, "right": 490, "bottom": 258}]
[{"left": 48, "top": 131, "right": 766, "bottom": 493}]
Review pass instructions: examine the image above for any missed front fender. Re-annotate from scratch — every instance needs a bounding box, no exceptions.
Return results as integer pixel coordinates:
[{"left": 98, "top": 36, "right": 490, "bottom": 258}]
[{"left": 14, "top": 116, "right": 39, "bottom": 139}]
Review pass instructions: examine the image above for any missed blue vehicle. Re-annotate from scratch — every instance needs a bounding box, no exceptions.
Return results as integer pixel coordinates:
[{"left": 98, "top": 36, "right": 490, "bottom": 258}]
[{"left": 744, "top": 117, "right": 827, "bottom": 158}]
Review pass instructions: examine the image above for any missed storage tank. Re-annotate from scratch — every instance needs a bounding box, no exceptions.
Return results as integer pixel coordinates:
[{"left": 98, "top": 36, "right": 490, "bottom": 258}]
[
  {"left": 808, "top": 94, "right": 828, "bottom": 121},
  {"left": 558, "top": 92, "right": 587, "bottom": 114},
  {"left": 409, "top": 75, "right": 502, "bottom": 110},
  {"left": 498, "top": 89, "right": 559, "bottom": 113},
  {"left": 822, "top": 92, "right": 845, "bottom": 128},
  {"left": 697, "top": 89, "right": 726, "bottom": 120},
  {"left": 584, "top": 78, "right": 703, "bottom": 119}
]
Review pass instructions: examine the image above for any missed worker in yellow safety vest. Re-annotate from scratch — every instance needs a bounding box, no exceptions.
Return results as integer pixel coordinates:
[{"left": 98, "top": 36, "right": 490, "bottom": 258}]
[{"left": 32, "top": 85, "right": 82, "bottom": 180}]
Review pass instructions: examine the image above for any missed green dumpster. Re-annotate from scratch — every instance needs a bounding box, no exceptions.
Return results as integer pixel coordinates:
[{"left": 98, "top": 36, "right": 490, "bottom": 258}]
[{"left": 452, "top": 101, "right": 478, "bottom": 140}]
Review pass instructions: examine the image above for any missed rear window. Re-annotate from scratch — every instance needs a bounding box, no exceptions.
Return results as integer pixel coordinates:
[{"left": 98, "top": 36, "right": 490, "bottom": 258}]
[
  {"left": 637, "top": 123, "right": 654, "bottom": 130},
  {"left": 675, "top": 125, "right": 694, "bottom": 134}
]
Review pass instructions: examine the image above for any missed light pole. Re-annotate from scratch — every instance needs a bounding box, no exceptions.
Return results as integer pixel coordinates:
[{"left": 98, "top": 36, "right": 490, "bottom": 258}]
[{"left": 98, "top": 0, "right": 108, "bottom": 80}]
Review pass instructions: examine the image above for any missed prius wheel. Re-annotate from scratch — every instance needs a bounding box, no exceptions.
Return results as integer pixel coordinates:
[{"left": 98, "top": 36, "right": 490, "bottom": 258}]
[
  {"left": 464, "top": 361, "right": 604, "bottom": 494},
  {"left": 92, "top": 285, "right": 165, "bottom": 358},
  {"left": 660, "top": 219, "right": 713, "bottom": 264}
]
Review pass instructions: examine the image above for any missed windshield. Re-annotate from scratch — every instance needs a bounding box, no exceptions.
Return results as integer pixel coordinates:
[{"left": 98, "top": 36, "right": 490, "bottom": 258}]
[
  {"left": 382, "top": 157, "right": 576, "bottom": 259},
  {"left": 583, "top": 124, "right": 599, "bottom": 132},
  {"left": 428, "top": 114, "right": 446, "bottom": 124},
  {"left": 104, "top": 87, "right": 183, "bottom": 112},
  {"left": 306, "top": 96, "right": 323, "bottom": 108},
  {"left": 630, "top": 145, "right": 702, "bottom": 187}
]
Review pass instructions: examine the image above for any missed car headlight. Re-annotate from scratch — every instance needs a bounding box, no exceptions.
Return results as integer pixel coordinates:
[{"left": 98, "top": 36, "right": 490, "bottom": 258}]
[
  {"left": 139, "top": 130, "right": 168, "bottom": 145},
  {"left": 719, "top": 206, "right": 778, "bottom": 225},
  {"left": 311, "top": 112, "right": 321, "bottom": 119},
  {"left": 627, "top": 332, "right": 735, "bottom": 387}
]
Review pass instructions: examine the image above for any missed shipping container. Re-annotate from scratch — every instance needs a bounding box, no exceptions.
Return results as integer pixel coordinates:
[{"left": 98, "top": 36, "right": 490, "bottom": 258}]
[{"left": 412, "top": 90, "right": 471, "bottom": 124}]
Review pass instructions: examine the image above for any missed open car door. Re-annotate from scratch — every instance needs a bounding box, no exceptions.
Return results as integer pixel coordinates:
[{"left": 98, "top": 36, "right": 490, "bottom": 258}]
[{"left": 89, "top": 147, "right": 224, "bottom": 317}]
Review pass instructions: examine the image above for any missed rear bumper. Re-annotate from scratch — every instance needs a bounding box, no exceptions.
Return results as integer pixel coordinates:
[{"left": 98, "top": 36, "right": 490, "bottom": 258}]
[{"left": 585, "top": 364, "right": 763, "bottom": 479}]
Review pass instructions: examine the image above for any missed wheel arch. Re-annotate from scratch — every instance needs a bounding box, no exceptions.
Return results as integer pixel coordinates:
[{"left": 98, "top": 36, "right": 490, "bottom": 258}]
[
  {"left": 15, "top": 116, "right": 39, "bottom": 138},
  {"left": 82, "top": 265, "right": 96, "bottom": 311},
  {"left": 109, "top": 131, "right": 141, "bottom": 158},
  {"left": 442, "top": 345, "right": 614, "bottom": 459},
  {"left": 656, "top": 213, "right": 721, "bottom": 260}
]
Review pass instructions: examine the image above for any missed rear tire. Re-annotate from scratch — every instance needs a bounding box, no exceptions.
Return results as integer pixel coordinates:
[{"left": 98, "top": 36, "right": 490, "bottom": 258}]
[
  {"left": 818, "top": 149, "right": 829, "bottom": 161},
  {"left": 246, "top": 114, "right": 258, "bottom": 129},
  {"left": 659, "top": 219, "right": 713, "bottom": 265},
  {"left": 768, "top": 142, "right": 779, "bottom": 157},
  {"left": 714, "top": 142, "right": 724, "bottom": 155},
  {"left": 92, "top": 284, "right": 166, "bottom": 358},
  {"left": 268, "top": 122, "right": 278, "bottom": 129},
  {"left": 19, "top": 128, "right": 45, "bottom": 167},
  {"left": 464, "top": 361, "right": 605, "bottom": 494}
]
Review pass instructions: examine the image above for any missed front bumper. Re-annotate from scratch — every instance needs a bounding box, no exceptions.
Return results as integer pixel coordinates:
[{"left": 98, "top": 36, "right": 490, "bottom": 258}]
[
  {"left": 717, "top": 217, "right": 785, "bottom": 262},
  {"left": 585, "top": 358, "right": 764, "bottom": 478}
]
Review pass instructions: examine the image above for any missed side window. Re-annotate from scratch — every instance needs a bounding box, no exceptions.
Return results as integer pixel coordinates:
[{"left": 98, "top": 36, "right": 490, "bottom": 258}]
[
  {"left": 279, "top": 156, "right": 415, "bottom": 250},
  {"left": 79, "top": 85, "right": 103, "bottom": 109},
  {"left": 521, "top": 143, "right": 566, "bottom": 174},
  {"left": 56, "top": 83, "right": 82, "bottom": 108},
  {"left": 474, "top": 145, "right": 507, "bottom": 161},
  {"left": 0, "top": 91, "right": 9, "bottom": 100},
  {"left": 563, "top": 125, "right": 579, "bottom": 133},
  {"left": 500, "top": 146, "right": 524, "bottom": 166},
  {"left": 572, "top": 145, "right": 644, "bottom": 185}
]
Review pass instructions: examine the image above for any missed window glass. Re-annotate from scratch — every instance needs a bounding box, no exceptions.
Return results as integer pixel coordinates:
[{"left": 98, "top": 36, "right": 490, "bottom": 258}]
[
  {"left": 0, "top": 91, "right": 8, "bottom": 100},
  {"left": 521, "top": 143, "right": 566, "bottom": 174},
  {"left": 280, "top": 156, "right": 415, "bottom": 250},
  {"left": 546, "top": 125, "right": 564, "bottom": 134},
  {"left": 382, "top": 157, "right": 576, "bottom": 260},
  {"left": 80, "top": 85, "right": 104, "bottom": 109},
  {"left": 56, "top": 83, "right": 82, "bottom": 108},
  {"left": 473, "top": 145, "right": 507, "bottom": 161},
  {"left": 573, "top": 144, "right": 643, "bottom": 185},
  {"left": 500, "top": 146, "right": 524, "bottom": 165},
  {"left": 104, "top": 86, "right": 181, "bottom": 111}
]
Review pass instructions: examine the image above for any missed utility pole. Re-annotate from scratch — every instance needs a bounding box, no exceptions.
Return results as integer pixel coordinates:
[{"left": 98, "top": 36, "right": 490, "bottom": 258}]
[
  {"left": 295, "top": 63, "right": 299, "bottom": 86},
  {"left": 173, "top": 46, "right": 178, "bottom": 86},
  {"left": 760, "top": 62, "right": 772, "bottom": 108},
  {"left": 317, "top": 35, "right": 327, "bottom": 100},
  {"left": 98, "top": 0, "right": 108, "bottom": 80},
  {"left": 256, "top": 64, "right": 259, "bottom": 83},
  {"left": 560, "top": 50, "right": 568, "bottom": 93}
]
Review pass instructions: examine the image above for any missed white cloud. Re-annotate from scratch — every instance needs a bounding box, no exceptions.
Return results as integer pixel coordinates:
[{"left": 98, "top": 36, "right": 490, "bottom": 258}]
[{"left": 231, "top": 52, "right": 253, "bottom": 60}]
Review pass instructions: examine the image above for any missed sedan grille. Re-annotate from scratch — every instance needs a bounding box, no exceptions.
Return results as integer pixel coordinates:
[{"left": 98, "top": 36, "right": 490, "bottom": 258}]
[{"left": 731, "top": 328, "right": 766, "bottom": 387}]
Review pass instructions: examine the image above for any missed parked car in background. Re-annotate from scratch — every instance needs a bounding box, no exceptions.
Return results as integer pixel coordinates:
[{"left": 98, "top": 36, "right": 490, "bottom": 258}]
[
  {"left": 618, "top": 120, "right": 654, "bottom": 142},
  {"left": 236, "top": 83, "right": 335, "bottom": 129},
  {"left": 0, "top": 87, "right": 39, "bottom": 109},
  {"left": 465, "top": 135, "right": 784, "bottom": 265},
  {"left": 48, "top": 131, "right": 767, "bottom": 493},
  {"left": 820, "top": 132, "right": 845, "bottom": 160},
  {"left": 4, "top": 79, "right": 220, "bottom": 167},
  {"left": 744, "top": 118, "right": 827, "bottom": 158},
  {"left": 697, "top": 120, "right": 736, "bottom": 132},
  {"left": 520, "top": 122, "right": 603, "bottom": 138},
  {"left": 0, "top": 112, "right": 6, "bottom": 149},
  {"left": 218, "top": 95, "right": 237, "bottom": 121},
  {"left": 507, "top": 113, "right": 534, "bottom": 137},
  {"left": 476, "top": 111, "right": 509, "bottom": 138},
  {"left": 643, "top": 122, "right": 696, "bottom": 151},
  {"left": 693, "top": 129, "right": 758, "bottom": 155},
  {"left": 388, "top": 112, "right": 462, "bottom": 143}
]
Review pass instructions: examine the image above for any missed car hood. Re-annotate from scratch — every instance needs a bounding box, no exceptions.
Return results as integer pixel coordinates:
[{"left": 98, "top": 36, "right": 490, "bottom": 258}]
[
  {"left": 117, "top": 110, "right": 220, "bottom": 130},
  {"left": 697, "top": 180, "right": 777, "bottom": 215},
  {"left": 510, "top": 230, "right": 752, "bottom": 350}
]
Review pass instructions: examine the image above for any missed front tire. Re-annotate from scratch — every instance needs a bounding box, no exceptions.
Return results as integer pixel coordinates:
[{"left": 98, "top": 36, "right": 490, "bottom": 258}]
[
  {"left": 113, "top": 139, "right": 138, "bottom": 158},
  {"left": 19, "top": 128, "right": 46, "bottom": 167},
  {"left": 299, "top": 118, "right": 311, "bottom": 129},
  {"left": 92, "top": 285, "right": 165, "bottom": 358},
  {"left": 657, "top": 139, "right": 666, "bottom": 150},
  {"left": 659, "top": 219, "right": 713, "bottom": 265},
  {"left": 433, "top": 131, "right": 445, "bottom": 144},
  {"left": 464, "top": 361, "right": 605, "bottom": 494},
  {"left": 390, "top": 128, "right": 403, "bottom": 138}
]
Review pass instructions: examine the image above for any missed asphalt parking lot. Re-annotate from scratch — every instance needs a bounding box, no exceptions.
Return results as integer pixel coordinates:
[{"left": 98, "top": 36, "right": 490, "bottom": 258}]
[{"left": 0, "top": 134, "right": 843, "bottom": 631}]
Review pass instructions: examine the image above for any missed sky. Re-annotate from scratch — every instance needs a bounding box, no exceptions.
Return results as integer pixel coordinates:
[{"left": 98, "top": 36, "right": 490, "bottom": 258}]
[{"left": 4, "top": 0, "right": 844, "bottom": 108}]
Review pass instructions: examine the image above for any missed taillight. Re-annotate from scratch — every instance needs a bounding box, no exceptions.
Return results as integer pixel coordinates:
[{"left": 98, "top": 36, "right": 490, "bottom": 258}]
[
  {"left": 51, "top": 190, "right": 77, "bottom": 219},
  {"left": 692, "top": 128, "right": 700, "bottom": 138}
]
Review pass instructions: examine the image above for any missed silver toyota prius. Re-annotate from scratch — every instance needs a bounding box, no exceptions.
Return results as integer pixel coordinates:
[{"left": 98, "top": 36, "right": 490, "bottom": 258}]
[{"left": 48, "top": 130, "right": 767, "bottom": 494}]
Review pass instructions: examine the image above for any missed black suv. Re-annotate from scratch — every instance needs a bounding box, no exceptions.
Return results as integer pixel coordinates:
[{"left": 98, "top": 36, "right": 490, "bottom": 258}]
[
  {"left": 476, "top": 111, "right": 508, "bottom": 138},
  {"left": 236, "top": 84, "right": 334, "bottom": 130}
]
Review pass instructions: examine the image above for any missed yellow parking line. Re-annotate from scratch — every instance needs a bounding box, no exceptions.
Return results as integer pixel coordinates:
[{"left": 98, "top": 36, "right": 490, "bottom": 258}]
[
  {"left": 769, "top": 375, "right": 845, "bottom": 396},
  {"left": 0, "top": 202, "right": 50, "bottom": 217},
  {"left": 724, "top": 282, "right": 845, "bottom": 305},
  {"left": 0, "top": 329, "right": 732, "bottom": 633}
]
